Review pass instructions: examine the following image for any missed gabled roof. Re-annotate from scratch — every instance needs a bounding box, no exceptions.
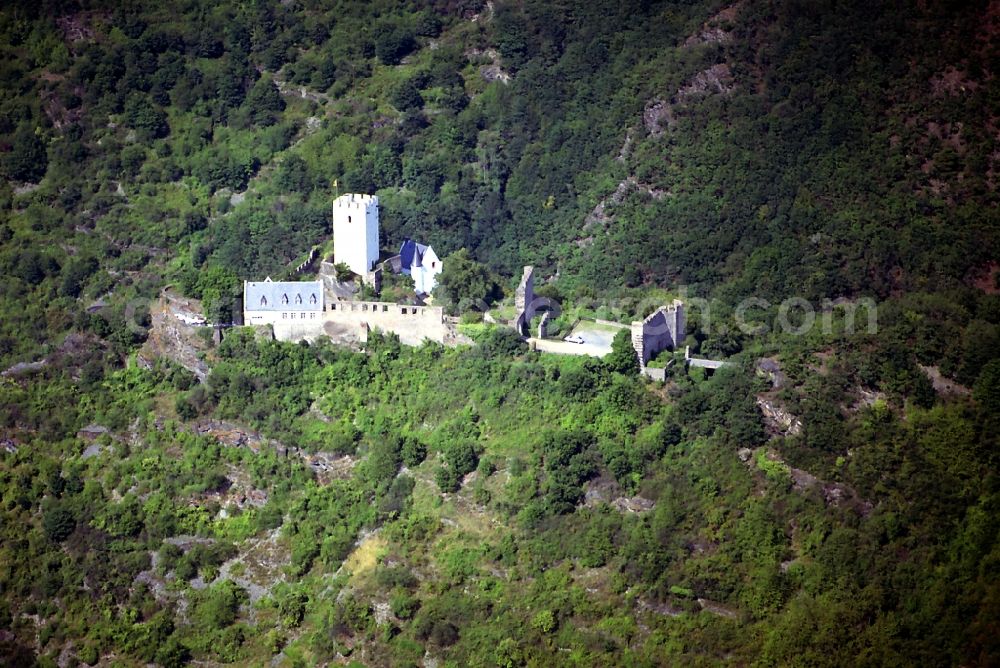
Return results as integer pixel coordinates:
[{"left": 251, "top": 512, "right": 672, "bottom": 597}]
[
  {"left": 399, "top": 239, "right": 440, "bottom": 270},
  {"left": 244, "top": 279, "right": 324, "bottom": 311}
]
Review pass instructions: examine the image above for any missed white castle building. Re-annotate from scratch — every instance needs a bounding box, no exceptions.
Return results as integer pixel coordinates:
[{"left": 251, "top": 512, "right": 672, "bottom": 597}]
[
  {"left": 243, "top": 278, "right": 324, "bottom": 327},
  {"left": 333, "top": 193, "right": 379, "bottom": 278},
  {"left": 399, "top": 239, "right": 443, "bottom": 295}
]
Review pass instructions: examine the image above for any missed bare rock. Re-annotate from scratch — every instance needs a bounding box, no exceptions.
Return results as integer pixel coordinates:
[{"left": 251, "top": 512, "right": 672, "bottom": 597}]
[
  {"left": 756, "top": 395, "right": 802, "bottom": 436},
  {"left": 684, "top": 27, "right": 733, "bottom": 47},
  {"left": 755, "top": 357, "right": 786, "bottom": 389},
  {"left": 697, "top": 598, "right": 739, "bottom": 619},
  {"left": 919, "top": 365, "right": 970, "bottom": 397},
  {"left": 677, "top": 63, "right": 736, "bottom": 100},
  {"left": 643, "top": 99, "right": 676, "bottom": 136}
]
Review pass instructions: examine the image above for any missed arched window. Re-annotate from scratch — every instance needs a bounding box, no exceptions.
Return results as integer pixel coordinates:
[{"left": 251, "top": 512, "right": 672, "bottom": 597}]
[
  {"left": 281, "top": 294, "right": 289, "bottom": 304},
  {"left": 347, "top": 215, "right": 352, "bottom": 223},
  {"left": 309, "top": 294, "right": 317, "bottom": 304},
  {"left": 295, "top": 294, "right": 302, "bottom": 305},
  {"left": 260, "top": 296, "right": 267, "bottom": 306}
]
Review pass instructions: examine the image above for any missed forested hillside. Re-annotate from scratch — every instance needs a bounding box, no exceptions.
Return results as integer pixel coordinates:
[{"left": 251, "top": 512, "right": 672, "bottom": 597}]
[{"left": 1, "top": 0, "right": 999, "bottom": 665}]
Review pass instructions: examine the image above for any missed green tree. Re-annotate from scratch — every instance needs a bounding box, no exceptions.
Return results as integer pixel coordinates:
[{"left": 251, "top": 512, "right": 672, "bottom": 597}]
[
  {"left": 605, "top": 329, "right": 639, "bottom": 375},
  {"left": 391, "top": 77, "right": 424, "bottom": 111},
  {"left": 192, "top": 580, "right": 247, "bottom": 630},
  {"left": 974, "top": 359, "right": 1000, "bottom": 415},
  {"left": 43, "top": 505, "right": 76, "bottom": 542},
  {"left": 401, "top": 438, "right": 427, "bottom": 467},
  {"left": 434, "top": 248, "right": 501, "bottom": 312},
  {"left": 435, "top": 465, "right": 460, "bottom": 493},
  {"left": 374, "top": 25, "right": 415, "bottom": 65},
  {"left": 1, "top": 125, "right": 47, "bottom": 181},
  {"left": 123, "top": 93, "right": 169, "bottom": 139},
  {"left": 243, "top": 74, "right": 285, "bottom": 126}
]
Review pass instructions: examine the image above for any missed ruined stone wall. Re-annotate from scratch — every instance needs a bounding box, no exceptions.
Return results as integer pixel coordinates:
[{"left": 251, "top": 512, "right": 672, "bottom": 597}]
[
  {"left": 513, "top": 266, "right": 535, "bottom": 336},
  {"left": 631, "top": 300, "right": 685, "bottom": 366}
]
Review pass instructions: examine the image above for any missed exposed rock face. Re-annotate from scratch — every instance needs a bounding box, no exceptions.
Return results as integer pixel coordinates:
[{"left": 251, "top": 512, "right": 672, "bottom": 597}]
[
  {"left": 919, "top": 364, "right": 970, "bottom": 396},
  {"left": 930, "top": 66, "right": 979, "bottom": 97},
  {"left": 756, "top": 395, "right": 802, "bottom": 436},
  {"left": 683, "top": 2, "right": 741, "bottom": 47},
  {"left": 644, "top": 65, "right": 736, "bottom": 136},
  {"left": 741, "top": 447, "right": 873, "bottom": 516},
  {"left": 644, "top": 98, "right": 677, "bottom": 136},
  {"left": 677, "top": 63, "right": 736, "bottom": 100},
  {"left": 685, "top": 27, "right": 733, "bottom": 47},
  {"left": 611, "top": 495, "right": 655, "bottom": 513},
  {"left": 583, "top": 478, "right": 655, "bottom": 513},
  {"left": 582, "top": 178, "right": 668, "bottom": 231},
  {"left": 698, "top": 598, "right": 739, "bottom": 619},
  {"left": 465, "top": 48, "right": 511, "bottom": 83},
  {"left": 755, "top": 357, "right": 787, "bottom": 389},
  {"left": 139, "top": 290, "right": 211, "bottom": 381}
]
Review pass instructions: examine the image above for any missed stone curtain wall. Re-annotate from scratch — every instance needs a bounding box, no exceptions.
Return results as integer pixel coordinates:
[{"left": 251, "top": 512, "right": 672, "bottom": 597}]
[{"left": 271, "top": 300, "right": 448, "bottom": 346}]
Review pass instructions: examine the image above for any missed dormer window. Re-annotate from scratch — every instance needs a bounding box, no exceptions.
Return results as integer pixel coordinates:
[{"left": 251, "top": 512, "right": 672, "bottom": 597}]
[
  {"left": 309, "top": 294, "right": 317, "bottom": 304},
  {"left": 295, "top": 294, "right": 302, "bottom": 305},
  {"left": 260, "top": 296, "right": 267, "bottom": 306},
  {"left": 281, "top": 294, "right": 289, "bottom": 304}
]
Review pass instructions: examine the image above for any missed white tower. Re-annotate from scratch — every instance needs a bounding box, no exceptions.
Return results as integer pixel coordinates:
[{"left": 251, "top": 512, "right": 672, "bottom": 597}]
[{"left": 332, "top": 193, "right": 379, "bottom": 277}]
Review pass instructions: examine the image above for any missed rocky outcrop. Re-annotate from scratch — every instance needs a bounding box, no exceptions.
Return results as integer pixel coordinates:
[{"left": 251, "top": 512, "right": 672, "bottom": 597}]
[
  {"left": 683, "top": 3, "right": 741, "bottom": 47},
  {"left": 139, "top": 290, "right": 211, "bottom": 381},
  {"left": 677, "top": 63, "right": 736, "bottom": 100},
  {"left": 584, "top": 177, "right": 668, "bottom": 229},
  {"left": 645, "top": 64, "right": 736, "bottom": 136},
  {"left": 756, "top": 395, "right": 802, "bottom": 436},
  {"left": 755, "top": 357, "right": 787, "bottom": 389},
  {"left": 465, "top": 48, "right": 511, "bottom": 84}
]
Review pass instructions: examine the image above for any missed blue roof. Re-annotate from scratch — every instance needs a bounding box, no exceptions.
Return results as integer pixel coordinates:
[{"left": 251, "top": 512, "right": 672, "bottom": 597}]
[
  {"left": 244, "top": 279, "right": 323, "bottom": 311},
  {"left": 399, "top": 239, "right": 432, "bottom": 271}
]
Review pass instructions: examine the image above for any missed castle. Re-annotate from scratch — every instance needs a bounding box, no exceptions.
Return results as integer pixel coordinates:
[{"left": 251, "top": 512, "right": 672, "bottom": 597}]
[
  {"left": 243, "top": 279, "right": 324, "bottom": 327},
  {"left": 243, "top": 193, "right": 452, "bottom": 346},
  {"left": 243, "top": 193, "right": 694, "bottom": 363}
]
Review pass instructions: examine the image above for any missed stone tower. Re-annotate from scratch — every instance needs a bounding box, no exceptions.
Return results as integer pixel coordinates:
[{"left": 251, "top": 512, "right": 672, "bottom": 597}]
[
  {"left": 630, "top": 299, "right": 685, "bottom": 366},
  {"left": 332, "top": 193, "right": 379, "bottom": 278}
]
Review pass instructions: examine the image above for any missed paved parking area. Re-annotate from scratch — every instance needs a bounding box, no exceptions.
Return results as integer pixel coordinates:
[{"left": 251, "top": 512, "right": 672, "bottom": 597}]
[{"left": 528, "top": 320, "right": 627, "bottom": 358}]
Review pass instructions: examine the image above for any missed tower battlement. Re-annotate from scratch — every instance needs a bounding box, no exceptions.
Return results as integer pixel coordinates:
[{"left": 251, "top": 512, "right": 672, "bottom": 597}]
[{"left": 333, "top": 193, "right": 378, "bottom": 210}]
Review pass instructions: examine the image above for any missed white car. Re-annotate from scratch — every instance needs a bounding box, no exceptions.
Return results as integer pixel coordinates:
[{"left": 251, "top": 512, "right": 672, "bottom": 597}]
[{"left": 563, "top": 335, "right": 585, "bottom": 344}]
